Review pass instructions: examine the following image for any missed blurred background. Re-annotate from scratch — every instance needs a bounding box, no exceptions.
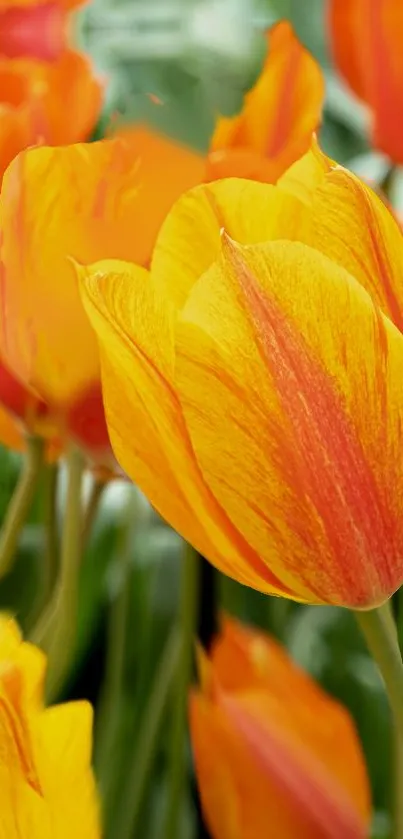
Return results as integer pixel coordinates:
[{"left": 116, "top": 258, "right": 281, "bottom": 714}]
[{"left": 0, "top": 1, "right": 398, "bottom": 837}]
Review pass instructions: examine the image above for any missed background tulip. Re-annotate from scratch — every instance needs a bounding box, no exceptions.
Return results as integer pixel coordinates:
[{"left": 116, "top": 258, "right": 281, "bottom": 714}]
[
  {"left": 207, "top": 20, "right": 325, "bottom": 182},
  {"left": 0, "top": 134, "right": 204, "bottom": 456},
  {"left": 190, "top": 617, "right": 370, "bottom": 839},
  {"left": 329, "top": 0, "right": 403, "bottom": 164}
]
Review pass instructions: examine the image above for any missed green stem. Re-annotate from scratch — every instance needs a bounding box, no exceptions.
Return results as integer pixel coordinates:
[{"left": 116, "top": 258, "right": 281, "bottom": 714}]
[
  {"left": 116, "top": 629, "right": 180, "bottom": 839},
  {"left": 31, "top": 445, "right": 85, "bottom": 700},
  {"left": 95, "top": 489, "right": 138, "bottom": 794},
  {"left": 164, "top": 542, "right": 200, "bottom": 839},
  {"left": 354, "top": 604, "right": 403, "bottom": 839},
  {"left": 42, "top": 462, "right": 60, "bottom": 602},
  {"left": 82, "top": 478, "right": 106, "bottom": 546},
  {"left": 26, "top": 462, "right": 60, "bottom": 630},
  {"left": 0, "top": 434, "right": 45, "bottom": 580}
]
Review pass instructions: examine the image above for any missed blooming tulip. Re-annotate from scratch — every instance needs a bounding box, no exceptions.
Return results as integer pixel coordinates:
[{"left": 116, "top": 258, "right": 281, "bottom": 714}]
[
  {"left": 0, "top": 614, "right": 100, "bottom": 838},
  {"left": 0, "top": 132, "right": 205, "bottom": 459},
  {"left": 206, "top": 20, "right": 325, "bottom": 182},
  {"left": 329, "top": 0, "right": 403, "bottom": 164},
  {"left": 80, "top": 144, "right": 403, "bottom": 607},
  {"left": 190, "top": 617, "right": 370, "bottom": 839}
]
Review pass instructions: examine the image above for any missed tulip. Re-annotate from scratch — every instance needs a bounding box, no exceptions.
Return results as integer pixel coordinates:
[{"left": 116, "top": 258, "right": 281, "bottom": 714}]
[
  {"left": 0, "top": 51, "right": 103, "bottom": 182},
  {"left": 0, "top": 132, "right": 205, "bottom": 459},
  {"left": 0, "top": 0, "right": 85, "bottom": 62},
  {"left": 206, "top": 20, "right": 325, "bottom": 182},
  {"left": 0, "top": 614, "right": 100, "bottom": 838},
  {"left": 118, "top": 21, "right": 324, "bottom": 186},
  {"left": 190, "top": 617, "right": 370, "bottom": 839},
  {"left": 329, "top": 0, "right": 403, "bottom": 164},
  {"left": 80, "top": 142, "right": 403, "bottom": 608}
]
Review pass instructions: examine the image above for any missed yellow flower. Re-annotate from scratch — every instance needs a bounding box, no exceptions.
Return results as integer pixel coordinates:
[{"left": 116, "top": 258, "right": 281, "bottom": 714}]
[
  {"left": 79, "top": 145, "right": 403, "bottom": 608},
  {"left": 0, "top": 615, "right": 100, "bottom": 838}
]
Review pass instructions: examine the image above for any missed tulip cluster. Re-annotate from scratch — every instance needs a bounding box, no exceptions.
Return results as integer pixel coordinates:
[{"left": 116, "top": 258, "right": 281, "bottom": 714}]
[{"left": 0, "top": 2, "right": 403, "bottom": 838}]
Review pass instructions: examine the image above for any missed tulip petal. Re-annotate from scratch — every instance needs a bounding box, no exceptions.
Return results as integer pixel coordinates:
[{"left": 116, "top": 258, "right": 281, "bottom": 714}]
[
  {"left": 280, "top": 148, "right": 403, "bottom": 329},
  {"left": 329, "top": 0, "right": 403, "bottom": 162},
  {"left": 300, "top": 166, "right": 403, "bottom": 330},
  {"left": 0, "top": 131, "right": 203, "bottom": 407},
  {"left": 211, "top": 618, "right": 370, "bottom": 824},
  {"left": 220, "top": 692, "right": 368, "bottom": 839},
  {"left": 152, "top": 177, "right": 306, "bottom": 312},
  {"left": 210, "top": 21, "right": 324, "bottom": 178},
  {"left": 32, "top": 50, "right": 103, "bottom": 145},
  {"left": 176, "top": 238, "right": 403, "bottom": 606},
  {"left": 38, "top": 702, "right": 100, "bottom": 839},
  {"left": 79, "top": 259, "right": 299, "bottom": 595}
]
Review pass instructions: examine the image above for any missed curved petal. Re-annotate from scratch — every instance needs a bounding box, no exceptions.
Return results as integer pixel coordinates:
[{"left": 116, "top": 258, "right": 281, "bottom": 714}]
[
  {"left": 211, "top": 619, "right": 370, "bottom": 824},
  {"left": 176, "top": 238, "right": 403, "bottom": 607},
  {"left": 328, "top": 0, "right": 366, "bottom": 100},
  {"left": 280, "top": 149, "right": 403, "bottom": 330},
  {"left": 152, "top": 177, "right": 306, "bottom": 312},
  {"left": 329, "top": 0, "right": 403, "bottom": 163},
  {"left": 79, "top": 258, "right": 298, "bottom": 595},
  {"left": 31, "top": 50, "right": 103, "bottom": 145},
  {"left": 0, "top": 132, "right": 202, "bottom": 407},
  {"left": 210, "top": 21, "right": 324, "bottom": 177},
  {"left": 190, "top": 689, "right": 368, "bottom": 839},
  {"left": 0, "top": 63, "right": 39, "bottom": 182},
  {"left": 37, "top": 702, "right": 100, "bottom": 839},
  {"left": 206, "top": 147, "right": 285, "bottom": 183}
]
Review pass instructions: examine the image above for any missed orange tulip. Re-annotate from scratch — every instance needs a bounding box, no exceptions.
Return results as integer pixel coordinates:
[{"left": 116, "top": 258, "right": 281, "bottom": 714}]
[
  {"left": 329, "top": 0, "right": 403, "bottom": 164},
  {"left": 0, "top": 132, "right": 205, "bottom": 458},
  {"left": 0, "top": 51, "right": 103, "bottom": 181},
  {"left": 207, "top": 21, "right": 325, "bottom": 182},
  {"left": 0, "top": 0, "right": 85, "bottom": 62},
  {"left": 190, "top": 617, "right": 371, "bottom": 839},
  {"left": 80, "top": 142, "right": 403, "bottom": 607}
]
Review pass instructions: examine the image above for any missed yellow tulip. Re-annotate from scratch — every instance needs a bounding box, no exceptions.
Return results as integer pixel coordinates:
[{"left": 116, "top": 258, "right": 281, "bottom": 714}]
[
  {"left": 0, "top": 615, "right": 100, "bottom": 838},
  {"left": 79, "top": 146, "right": 403, "bottom": 608}
]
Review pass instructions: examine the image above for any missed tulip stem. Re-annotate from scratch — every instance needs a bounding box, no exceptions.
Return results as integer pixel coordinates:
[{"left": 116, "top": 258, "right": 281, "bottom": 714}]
[
  {"left": 95, "top": 487, "right": 138, "bottom": 807},
  {"left": 354, "top": 604, "right": 403, "bottom": 839},
  {"left": 164, "top": 542, "right": 200, "bottom": 839},
  {"left": 82, "top": 477, "right": 106, "bottom": 546},
  {"left": 115, "top": 629, "right": 180, "bottom": 839},
  {"left": 0, "top": 434, "right": 45, "bottom": 580},
  {"left": 32, "top": 445, "right": 85, "bottom": 699}
]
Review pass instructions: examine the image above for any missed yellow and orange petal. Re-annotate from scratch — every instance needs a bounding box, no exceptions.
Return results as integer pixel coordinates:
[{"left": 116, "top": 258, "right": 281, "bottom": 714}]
[
  {"left": 79, "top": 258, "right": 290, "bottom": 593},
  {"left": 0, "top": 615, "right": 100, "bottom": 839},
  {"left": 190, "top": 618, "right": 370, "bottom": 839},
  {"left": 278, "top": 144, "right": 403, "bottom": 330},
  {"left": 329, "top": 0, "right": 403, "bottom": 163},
  {"left": 207, "top": 21, "right": 325, "bottom": 183}
]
